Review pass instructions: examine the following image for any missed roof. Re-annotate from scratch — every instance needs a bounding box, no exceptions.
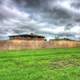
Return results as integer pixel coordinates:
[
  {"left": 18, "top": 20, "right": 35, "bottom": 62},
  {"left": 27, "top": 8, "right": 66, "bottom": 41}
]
[
  {"left": 49, "top": 38, "right": 75, "bottom": 41},
  {"left": 9, "top": 34, "right": 45, "bottom": 38}
]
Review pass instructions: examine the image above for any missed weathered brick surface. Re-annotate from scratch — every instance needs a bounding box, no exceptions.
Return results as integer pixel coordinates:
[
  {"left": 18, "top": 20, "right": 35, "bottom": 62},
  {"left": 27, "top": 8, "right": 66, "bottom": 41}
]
[
  {"left": 0, "top": 41, "right": 9, "bottom": 50},
  {"left": 0, "top": 40, "right": 46, "bottom": 50},
  {"left": 0, "top": 40, "right": 80, "bottom": 50},
  {"left": 48, "top": 40, "right": 80, "bottom": 48}
]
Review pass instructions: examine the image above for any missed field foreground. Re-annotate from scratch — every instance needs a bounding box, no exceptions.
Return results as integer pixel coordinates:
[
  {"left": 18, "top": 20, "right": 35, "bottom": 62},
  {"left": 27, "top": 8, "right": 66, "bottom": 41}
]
[{"left": 0, "top": 48, "right": 80, "bottom": 80}]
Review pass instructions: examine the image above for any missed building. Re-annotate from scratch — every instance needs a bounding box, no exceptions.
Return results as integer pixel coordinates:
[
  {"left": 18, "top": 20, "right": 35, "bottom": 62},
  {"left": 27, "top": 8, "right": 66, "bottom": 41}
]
[
  {"left": 0, "top": 34, "right": 80, "bottom": 50},
  {"left": 49, "top": 38, "right": 80, "bottom": 48},
  {"left": 6, "top": 33, "right": 46, "bottom": 49},
  {"left": 9, "top": 33, "right": 45, "bottom": 40}
]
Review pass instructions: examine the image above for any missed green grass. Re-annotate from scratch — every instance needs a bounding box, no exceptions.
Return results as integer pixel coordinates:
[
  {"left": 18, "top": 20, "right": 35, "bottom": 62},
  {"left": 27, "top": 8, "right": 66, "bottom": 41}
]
[{"left": 0, "top": 48, "right": 80, "bottom": 80}]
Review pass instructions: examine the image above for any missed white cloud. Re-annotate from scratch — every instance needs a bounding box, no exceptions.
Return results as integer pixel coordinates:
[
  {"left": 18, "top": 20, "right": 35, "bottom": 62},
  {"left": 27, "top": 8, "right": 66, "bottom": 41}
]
[
  {"left": 70, "top": 25, "right": 80, "bottom": 34},
  {"left": 0, "top": 0, "right": 80, "bottom": 40},
  {"left": 41, "top": 26, "right": 65, "bottom": 34}
]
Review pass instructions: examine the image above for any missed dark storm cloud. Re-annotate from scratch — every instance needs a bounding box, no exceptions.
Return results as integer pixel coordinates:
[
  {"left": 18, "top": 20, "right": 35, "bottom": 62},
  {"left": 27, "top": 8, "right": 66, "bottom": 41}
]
[
  {"left": 15, "top": 0, "right": 80, "bottom": 25},
  {"left": 71, "top": 0, "right": 80, "bottom": 9},
  {"left": 0, "top": 0, "right": 80, "bottom": 40}
]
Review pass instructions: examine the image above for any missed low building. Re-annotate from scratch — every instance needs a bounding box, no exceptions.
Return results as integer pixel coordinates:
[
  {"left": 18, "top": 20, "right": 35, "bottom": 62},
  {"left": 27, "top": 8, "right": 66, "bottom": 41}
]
[
  {"left": 9, "top": 33, "right": 45, "bottom": 40},
  {"left": 7, "top": 33, "right": 46, "bottom": 49},
  {"left": 0, "top": 34, "right": 80, "bottom": 50},
  {"left": 49, "top": 38, "right": 80, "bottom": 48}
]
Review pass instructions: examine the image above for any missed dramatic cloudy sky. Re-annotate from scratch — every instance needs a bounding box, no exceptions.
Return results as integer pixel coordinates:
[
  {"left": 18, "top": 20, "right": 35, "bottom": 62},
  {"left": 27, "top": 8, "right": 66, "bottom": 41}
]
[{"left": 0, "top": 0, "right": 80, "bottom": 40}]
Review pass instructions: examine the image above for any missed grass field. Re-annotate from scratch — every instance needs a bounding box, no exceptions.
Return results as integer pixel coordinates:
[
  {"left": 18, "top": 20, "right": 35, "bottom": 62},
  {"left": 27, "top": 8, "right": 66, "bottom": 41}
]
[{"left": 0, "top": 48, "right": 80, "bottom": 80}]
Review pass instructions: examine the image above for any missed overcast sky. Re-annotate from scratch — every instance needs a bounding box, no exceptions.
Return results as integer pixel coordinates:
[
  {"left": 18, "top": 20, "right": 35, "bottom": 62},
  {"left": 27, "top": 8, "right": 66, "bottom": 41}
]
[{"left": 0, "top": 0, "right": 80, "bottom": 40}]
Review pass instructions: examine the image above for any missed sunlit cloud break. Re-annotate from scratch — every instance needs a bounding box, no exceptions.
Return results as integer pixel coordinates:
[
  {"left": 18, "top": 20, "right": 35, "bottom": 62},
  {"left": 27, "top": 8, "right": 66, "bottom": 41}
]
[{"left": 0, "top": 0, "right": 80, "bottom": 40}]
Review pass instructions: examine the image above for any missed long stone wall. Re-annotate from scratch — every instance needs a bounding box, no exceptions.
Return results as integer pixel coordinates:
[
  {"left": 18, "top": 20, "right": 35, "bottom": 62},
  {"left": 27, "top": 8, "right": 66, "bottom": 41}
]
[
  {"left": 0, "top": 40, "right": 46, "bottom": 50},
  {"left": 48, "top": 40, "right": 80, "bottom": 48},
  {"left": 0, "top": 40, "right": 80, "bottom": 50}
]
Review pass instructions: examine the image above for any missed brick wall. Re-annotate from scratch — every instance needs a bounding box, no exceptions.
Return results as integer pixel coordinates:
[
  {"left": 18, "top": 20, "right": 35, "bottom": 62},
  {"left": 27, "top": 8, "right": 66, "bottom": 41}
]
[
  {"left": 0, "top": 40, "right": 80, "bottom": 50},
  {"left": 0, "top": 40, "right": 46, "bottom": 50},
  {"left": 8, "top": 40, "right": 46, "bottom": 49},
  {"left": 48, "top": 40, "right": 80, "bottom": 48}
]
